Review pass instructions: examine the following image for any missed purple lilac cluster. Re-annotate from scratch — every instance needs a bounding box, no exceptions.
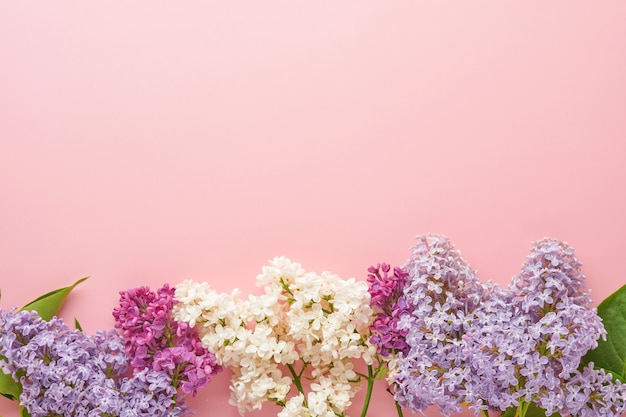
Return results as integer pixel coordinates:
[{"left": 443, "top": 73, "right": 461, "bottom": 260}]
[
  {"left": 486, "top": 238, "right": 624, "bottom": 416},
  {"left": 369, "top": 234, "right": 626, "bottom": 416},
  {"left": 390, "top": 234, "right": 492, "bottom": 415},
  {"left": 367, "top": 263, "right": 410, "bottom": 357},
  {"left": 112, "top": 285, "right": 221, "bottom": 396},
  {"left": 0, "top": 309, "right": 182, "bottom": 417}
]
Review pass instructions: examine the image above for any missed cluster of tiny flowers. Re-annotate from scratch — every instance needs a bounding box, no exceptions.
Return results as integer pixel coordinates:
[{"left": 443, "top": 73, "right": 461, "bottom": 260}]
[
  {"left": 368, "top": 234, "right": 626, "bottom": 417},
  {"left": 113, "top": 284, "right": 221, "bottom": 396},
  {"left": 470, "top": 238, "right": 626, "bottom": 416},
  {"left": 388, "top": 234, "right": 493, "bottom": 415},
  {"left": 173, "top": 257, "right": 375, "bottom": 417},
  {"left": 0, "top": 308, "right": 183, "bottom": 417},
  {"left": 367, "top": 263, "right": 410, "bottom": 358}
]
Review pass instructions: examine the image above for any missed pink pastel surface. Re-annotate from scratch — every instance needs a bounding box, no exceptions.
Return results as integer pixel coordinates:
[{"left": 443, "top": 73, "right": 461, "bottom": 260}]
[{"left": 2, "top": 2, "right": 626, "bottom": 416}]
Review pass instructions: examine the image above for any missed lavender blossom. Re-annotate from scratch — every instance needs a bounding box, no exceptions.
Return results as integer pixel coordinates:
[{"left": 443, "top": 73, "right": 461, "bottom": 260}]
[
  {"left": 463, "top": 239, "right": 612, "bottom": 413},
  {"left": 387, "top": 235, "right": 626, "bottom": 417},
  {"left": 489, "top": 239, "right": 616, "bottom": 415},
  {"left": 0, "top": 308, "right": 184, "bottom": 417},
  {"left": 391, "top": 234, "right": 492, "bottom": 415}
]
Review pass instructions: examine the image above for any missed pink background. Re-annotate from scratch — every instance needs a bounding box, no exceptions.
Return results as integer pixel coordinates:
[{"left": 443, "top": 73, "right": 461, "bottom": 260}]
[{"left": 1, "top": 2, "right": 626, "bottom": 416}]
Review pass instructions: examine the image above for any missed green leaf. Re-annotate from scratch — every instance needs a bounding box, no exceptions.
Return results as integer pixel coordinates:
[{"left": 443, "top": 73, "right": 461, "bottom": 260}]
[
  {"left": 74, "top": 318, "right": 83, "bottom": 331},
  {"left": 502, "top": 402, "right": 560, "bottom": 417},
  {"left": 501, "top": 409, "right": 514, "bottom": 417},
  {"left": 0, "top": 366, "right": 20, "bottom": 401},
  {"left": 583, "top": 283, "right": 626, "bottom": 381},
  {"left": 1, "top": 279, "right": 87, "bottom": 409},
  {"left": 19, "top": 277, "right": 88, "bottom": 321}
]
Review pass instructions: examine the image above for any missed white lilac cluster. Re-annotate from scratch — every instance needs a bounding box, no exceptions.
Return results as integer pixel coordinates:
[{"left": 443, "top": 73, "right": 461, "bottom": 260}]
[
  {"left": 390, "top": 235, "right": 626, "bottom": 417},
  {"left": 173, "top": 256, "right": 375, "bottom": 417}
]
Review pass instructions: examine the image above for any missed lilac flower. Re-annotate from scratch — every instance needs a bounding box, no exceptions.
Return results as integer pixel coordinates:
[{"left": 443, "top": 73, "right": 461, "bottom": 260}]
[
  {"left": 381, "top": 235, "right": 626, "bottom": 417},
  {"left": 367, "top": 263, "right": 410, "bottom": 357},
  {"left": 492, "top": 239, "right": 619, "bottom": 415},
  {"left": 512, "top": 238, "right": 593, "bottom": 314},
  {"left": 382, "top": 234, "right": 492, "bottom": 415},
  {"left": 458, "top": 239, "right": 610, "bottom": 413},
  {"left": 457, "top": 239, "right": 625, "bottom": 416},
  {"left": 120, "top": 369, "right": 180, "bottom": 417},
  {"left": 0, "top": 308, "right": 184, "bottom": 417},
  {"left": 113, "top": 284, "right": 221, "bottom": 396}
]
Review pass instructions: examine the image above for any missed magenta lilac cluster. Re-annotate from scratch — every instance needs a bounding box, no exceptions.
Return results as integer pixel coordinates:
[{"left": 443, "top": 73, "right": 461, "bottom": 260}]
[
  {"left": 368, "top": 234, "right": 626, "bottom": 417},
  {"left": 367, "top": 263, "right": 410, "bottom": 357},
  {"left": 0, "top": 309, "right": 182, "bottom": 417},
  {"left": 112, "top": 284, "right": 221, "bottom": 396}
]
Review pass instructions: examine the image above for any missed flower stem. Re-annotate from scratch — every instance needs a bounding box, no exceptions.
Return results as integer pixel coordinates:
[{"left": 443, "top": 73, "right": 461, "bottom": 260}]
[
  {"left": 287, "top": 363, "right": 307, "bottom": 406},
  {"left": 394, "top": 400, "right": 404, "bottom": 417},
  {"left": 360, "top": 365, "right": 375, "bottom": 417},
  {"left": 516, "top": 400, "right": 530, "bottom": 417}
]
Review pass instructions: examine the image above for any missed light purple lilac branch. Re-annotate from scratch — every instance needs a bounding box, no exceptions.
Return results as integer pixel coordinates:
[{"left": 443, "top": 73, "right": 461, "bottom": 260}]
[{"left": 0, "top": 309, "right": 183, "bottom": 417}]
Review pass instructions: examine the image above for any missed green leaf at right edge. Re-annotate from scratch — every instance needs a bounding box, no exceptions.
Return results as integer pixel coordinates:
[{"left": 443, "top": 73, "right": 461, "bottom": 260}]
[
  {"left": 583, "top": 283, "right": 626, "bottom": 382},
  {"left": 19, "top": 277, "right": 88, "bottom": 321}
]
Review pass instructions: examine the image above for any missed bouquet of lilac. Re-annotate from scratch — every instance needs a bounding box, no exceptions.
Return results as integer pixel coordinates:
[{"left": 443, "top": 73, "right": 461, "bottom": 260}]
[
  {"left": 368, "top": 234, "right": 626, "bottom": 417},
  {"left": 3, "top": 234, "right": 626, "bottom": 417}
]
